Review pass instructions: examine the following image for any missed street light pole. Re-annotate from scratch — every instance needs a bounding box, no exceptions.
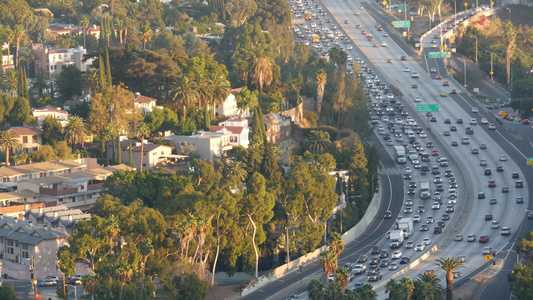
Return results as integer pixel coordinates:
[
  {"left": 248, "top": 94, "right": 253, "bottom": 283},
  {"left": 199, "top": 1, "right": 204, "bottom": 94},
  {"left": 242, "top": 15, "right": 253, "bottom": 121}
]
[
  {"left": 404, "top": 0, "right": 407, "bottom": 20},
  {"left": 507, "top": 7, "right": 511, "bottom": 21},
  {"left": 454, "top": 1, "right": 457, "bottom": 24}
]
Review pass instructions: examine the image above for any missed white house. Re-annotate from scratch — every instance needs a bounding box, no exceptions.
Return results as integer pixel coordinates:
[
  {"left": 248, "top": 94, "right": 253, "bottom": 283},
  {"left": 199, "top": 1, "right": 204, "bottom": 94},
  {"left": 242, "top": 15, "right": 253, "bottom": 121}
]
[
  {"left": 32, "top": 44, "right": 94, "bottom": 75},
  {"left": 134, "top": 93, "right": 161, "bottom": 115},
  {"left": 215, "top": 88, "right": 251, "bottom": 119},
  {"left": 32, "top": 105, "right": 69, "bottom": 126},
  {"left": 209, "top": 118, "right": 250, "bottom": 148}
]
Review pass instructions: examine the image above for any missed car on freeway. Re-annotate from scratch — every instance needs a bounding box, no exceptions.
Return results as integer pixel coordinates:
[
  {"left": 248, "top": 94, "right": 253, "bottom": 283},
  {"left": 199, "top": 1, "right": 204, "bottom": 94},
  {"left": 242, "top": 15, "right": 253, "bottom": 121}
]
[
  {"left": 387, "top": 59, "right": 394, "bottom": 63},
  {"left": 481, "top": 118, "right": 488, "bottom": 124},
  {"left": 413, "top": 215, "right": 421, "bottom": 223},
  {"left": 451, "top": 89, "right": 457, "bottom": 94},
  {"left": 501, "top": 227, "right": 511, "bottom": 235},
  {"left": 401, "top": 56, "right": 407, "bottom": 61},
  {"left": 354, "top": 11, "right": 360, "bottom": 15},
  {"left": 499, "top": 155, "right": 507, "bottom": 161},
  {"left": 467, "top": 234, "right": 476, "bottom": 242},
  {"left": 389, "top": 262, "right": 400, "bottom": 270},
  {"left": 490, "top": 198, "right": 497, "bottom": 204},
  {"left": 405, "top": 241, "right": 415, "bottom": 249},
  {"left": 512, "top": 172, "right": 520, "bottom": 179},
  {"left": 472, "top": 107, "right": 479, "bottom": 113},
  {"left": 482, "top": 247, "right": 492, "bottom": 254},
  {"left": 380, "top": 259, "right": 390, "bottom": 267},
  {"left": 381, "top": 42, "right": 387, "bottom": 47},
  {"left": 440, "top": 91, "right": 447, "bottom": 97},
  {"left": 443, "top": 131, "right": 450, "bottom": 136},
  {"left": 404, "top": 207, "right": 413, "bottom": 214},
  {"left": 426, "top": 216, "right": 434, "bottom": 224},
  {"left": 488, "top": 179, "right": 496, "bottom": 187},
  {"left": 453, "top": 271, "right": 462, "bottom": 278},
  {"left": 479, "top": 236, "right": 489, "bottom": 243},
  {"left": 422, "top": 237, "right": 432, "bottom": 245},
  {"left": 480, "top": 159, "right": 487, "bottom": 166},
  {"left": 424, "top": 270, "right": 435, "bottom": 275},
  {"left": 491, "top": 221, "right": 500, "bottom": 229},
  {"left": 455, "top": 235, "right": 463, "bottom": 241},
  {"left": 484, "top": 169, "right": 492, "bottom": 176},
  {"left": 516, "top": 196, "right": 524, "bottom": 203},
  {"left": 478, "top": 192, "right": 485, "bottom": 199},
  {"left": 380, "top": 250, "right": 390, "bottom": 259},
  {"left": 451, "top": 141, "right": 458, "bottom": 146},
  {"left": 39, "top": 278, "right": 58, "bottom": 287},
  {"left": 485, "top": 214, "right": 493, "bottom": 221},
  {"left": 443, "top": 81, "right": 450, "bottom": 86},
  {"left": 497, "top": 166, "right": 504, "bottom": 172},
  {"left": 367, "top": 271, "right": 382, "bottom": 282},
  {"left": 384, "top": 211, "right": 392, "bottom": 219},
  {"left": 480, "top": 143, "right": 487, "bottom": 149},
  {"left": 400, "top": 257, "right": 410, "bottom": 264},
  {"left": 436, "top": 75, "right": 443, "bottom": 80},
  {"left": 432, "top": 150, "right": 439, "bottom": 156},
  {"left": 420, "top": 224, "right": 429, "bottom": 231},
  {"left": 502, "top": 186, "right": 509, "bottom": 193},
  {"left": 442, "top": 214, "right": 450, "bottom": 220},
  {"left": 391, "top": 250, "right": 402, "bottom": 259},
  {"left": 516, "top": 180, "right": 524, "bottom": 188}
]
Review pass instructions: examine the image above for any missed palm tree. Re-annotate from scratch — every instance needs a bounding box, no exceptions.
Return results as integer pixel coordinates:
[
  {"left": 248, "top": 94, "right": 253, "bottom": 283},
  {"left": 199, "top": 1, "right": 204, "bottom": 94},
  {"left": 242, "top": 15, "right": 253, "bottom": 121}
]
[
  {"left": 18, "top": 49, "right": 34, "bottom": 72},
  {"left": 385, "top": 278, "right": 399, "bottom": 299},
  {"left": 63, "top": 116, "right": 88, "bottom": 151},
  {"left": 305, "top": 130, "right": 332, "bottom": 154},
  {"left": 319, "top": 249, "right": 337, "bottom": 285},
  {"left": 33, "top": 72, "right": 47, "bottom": 99},
  {"left": 0, "top": 131, "right": 21, "bottom": 167},
  {"left": 399, "top": 276, "right": 415, "bottom": 299},
  {"left": 224, "top": 161, "right": 248, "bottom": 181},
  {"left": 1, "top": 26, "right": 15, "bottom": 66},
  {"left": 209, "top": 73, "right": 231, "bottom": 118},
  {"left": 141, "top": 25, "right": 153, "bottom": 49},
  {"left": 136, "top": 122, "right": 151, "bottom": 172},
  {"left": 2, "top": 69, "right": 18, "bottom": 96},
  {"left": 116, "top": 262, "right": 133, "bottom": 300},
  {"left": 335, "top": 268, "right": 350, "bottom": 291},
  {"left": 316, "top": 69, "right": 327, "bottom": 117},
  {"left": 414, "top": 273, "right": 444, "bottom": 299},
  {"left": 249, "top": 47, "right": 274, "bottom": 101},
  {"left": 172, "top": 76, "right": 198, "bottom": 118},
  {"left": 327, "top": 232, "right": 344, "bottom": 258},
  {"left": 193, "top": 73, "right": 212, "bottom": 110},
  {"left": 307, "top": 278, "right": 325, "bottom": 300},
  {"left": 115, "top": 18, "right": 125, "bottom": 45},
  {"left": 353, "top": 284, "right": 378, "bottom": 300},
  {"left": 80, "top": 15, "right": 90, "bottom": 49},
  {"left": 436, "top": 257, "right": 464, "bottom": 300},
  {"left": 13, "top": 25, "right": 25, "bottom": 69},
  {"left": 85, "top": 68, "right": 99, "bottom": 95}
]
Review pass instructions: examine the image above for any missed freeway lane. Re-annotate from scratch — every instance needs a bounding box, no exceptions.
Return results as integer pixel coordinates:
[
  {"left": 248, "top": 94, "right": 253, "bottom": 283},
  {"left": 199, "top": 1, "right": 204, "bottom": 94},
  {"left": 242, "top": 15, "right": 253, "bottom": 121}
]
[{"left": 240, "top": 141, "right": 402, "bottom": 300}]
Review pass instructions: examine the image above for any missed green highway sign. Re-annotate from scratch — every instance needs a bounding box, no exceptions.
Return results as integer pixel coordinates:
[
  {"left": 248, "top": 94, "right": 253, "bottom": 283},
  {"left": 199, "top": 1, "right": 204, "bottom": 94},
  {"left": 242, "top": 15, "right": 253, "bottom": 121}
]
[
  {"left": 428, "top": 52, "right": 441, "bottom": 58},
  {"left": 514, "top": 119, "right": 519, "bottom": 124},
  {"left": 442, "top": 52, "right": 451, "bottom": 58},
  {"left": 417, "top": 104, "right": 440, "bottom": 112},
  {"left": 527, "top": 158, "right": 533, "bottom": 165},
  {"left": 429, "top": 52, "right": 452, "bottom": 58},
  {"left": 393, "top": 20, "right": 410, "bottom": 28}
]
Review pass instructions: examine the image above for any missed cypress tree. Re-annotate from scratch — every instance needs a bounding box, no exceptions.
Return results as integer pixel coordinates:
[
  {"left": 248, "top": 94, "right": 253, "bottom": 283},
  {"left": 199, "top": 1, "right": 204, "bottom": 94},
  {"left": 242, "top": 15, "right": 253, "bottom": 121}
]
[
  {"left": 98, "top": 55, "right": 106, "bottom": 93},
  {"left": 105, "top": 48, "right": 112, "bottom": 88},
  {"left": 21, "top": 68, "right": 29, "bottom": 99},
  {"left": 261, "top": 142, "right": 282, "bottom": 182},
  {"left": 250, "top": 106, "right": 266, "bottom": 147}
]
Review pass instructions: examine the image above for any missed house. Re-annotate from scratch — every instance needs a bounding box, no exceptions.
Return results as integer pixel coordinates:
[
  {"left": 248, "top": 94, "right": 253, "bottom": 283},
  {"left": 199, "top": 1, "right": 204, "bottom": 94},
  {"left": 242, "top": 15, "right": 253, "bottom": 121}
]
[
  {"left": 1, "top": 54, "right": 14, "bottom": 73},
  {"left": 24, "top": 205, "right": 90, "bottom": 235},
  {"left": 0, "top": 216, "right": 70, "bottom": 280},
  {"left": 166, "top": 119, "right": 250, "bottom": 160},
  {"left": 31, "top": 43, "right": 94, "bottom": 75},
  {"left": 48, "top": 23, "right": 101, "bottom": 40},
  {"left": 134, "top": 93, "right": 160, "bottom": 114},
  {"left": 106, "top": 140, "right": 173, "bottom": 170},
  {"left": 264, "top": 112, "right": 291, "bottom": 145},
  {"left": 32, "top": 105, "right": 69, "bottom": 126},
  {"left": 7, "top": 126, "right": 43, "bottom": 154},
  {"left": 215, "top": 88, "right": 251, "bottom": 119}
]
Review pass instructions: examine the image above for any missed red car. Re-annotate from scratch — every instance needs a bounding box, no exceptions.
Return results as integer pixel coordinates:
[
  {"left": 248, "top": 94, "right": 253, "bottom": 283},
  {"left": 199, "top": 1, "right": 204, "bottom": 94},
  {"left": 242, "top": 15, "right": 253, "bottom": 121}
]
[
  {"left": 362, "top": 30, "right": 366, "bottom": 35},
  {"left": 436, "top": 75, "right": 442, "bottom": 80},
  {"left": 424, "top": 270, "right": 435, "bottom": 275},
  {"left": 442, "top": 28, "right": 447, "bottom": 32},
  {"left": 354, "top": 11, "right": 360, "bottom": 15},
  {"left": 401, "top": 56, "right": 407, "bottom": 61},
  {"left": 479, "top": 236, "right": 489, "bottom": 243},
  {"left": 443, "top": 81, "right": 450, "bottom": 86},
  {"left": 432, "top": 150, "right": 440, "bottom": 156},
  {"left": 450, "top": 89, "right": 457, "bottom": 94},
  {"left": 485, "top": 214, "right": 493, "bottom": 221}
]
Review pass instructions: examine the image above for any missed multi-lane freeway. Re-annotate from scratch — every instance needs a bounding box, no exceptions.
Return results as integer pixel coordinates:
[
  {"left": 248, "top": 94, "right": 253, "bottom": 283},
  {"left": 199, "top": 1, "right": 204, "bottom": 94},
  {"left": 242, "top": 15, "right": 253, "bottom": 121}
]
[{"left": 242, "top": 1, "right": 533, "bottom": 299}]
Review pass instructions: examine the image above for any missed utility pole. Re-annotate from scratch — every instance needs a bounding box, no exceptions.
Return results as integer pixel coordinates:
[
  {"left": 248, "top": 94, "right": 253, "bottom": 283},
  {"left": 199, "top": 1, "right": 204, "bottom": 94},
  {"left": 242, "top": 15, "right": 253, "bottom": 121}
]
[
  {"left": 490, "top": 52, "right": 494, "bottom": 81},
  {"left": 475, "top": 36, "right": 478, "bottom": 64},
  {"left": 464, "top": 59, "right": 467, "bottom": 86},
  {"left": 404, "top": 0, "right": 407, "bottom": 20},
  {"left": 286, "top": 213, "right": 290, "bottom": 268}
]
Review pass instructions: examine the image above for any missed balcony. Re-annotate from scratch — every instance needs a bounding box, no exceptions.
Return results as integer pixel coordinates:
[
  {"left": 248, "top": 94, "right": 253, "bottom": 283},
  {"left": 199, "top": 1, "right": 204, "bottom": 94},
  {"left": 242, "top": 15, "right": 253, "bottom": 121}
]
[
  {"left": 39, "top": 187, "right": 78, "bottom": 196},
  {"left": 87, "top": 182, "right": 104, "bottom": 191}
]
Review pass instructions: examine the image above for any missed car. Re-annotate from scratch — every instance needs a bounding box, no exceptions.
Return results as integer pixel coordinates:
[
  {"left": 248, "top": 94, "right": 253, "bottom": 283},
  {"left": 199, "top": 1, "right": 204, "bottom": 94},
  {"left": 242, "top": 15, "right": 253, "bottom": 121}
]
[
  {"left": 484, "top": 169, "right": 492, "bottom": 176},
  {"left": 328, "top": 273, "right": 335, "bottom": 282},
  {"left": 470, "top": 118, "right": 478, "bottom": 125},
  {"left": 443, "top": 81, "right": 450, "bottom": 86},
  {"left": 481, "top": 118, "right": 488, "bottom": 124},
  {"left": 472, "top": 148, "right": 479, "bottom": 154},
  {"left": 453, "top": 271, "right": 462, "bottom": 278},
  {"left": 404, "top": 207, "right": 413, "bottom": 214},
  {"left": 420, "top": 224, "right": 429, "bottom": 231},
  {"left": 482, "top": 247, "right": 492, "bottom": 254},
  {"left": 384, "top": 211, "right": 392, "bottom": 219},
  {"left": 424, "top": 270, "right": 435, "bottom": 275},
  {"left": 413, "top": 215, "right": 421, "bottom": 224},
  {"left": 391, "top": 250, "right": 402, "bottom": 259},
  {"left": 512, "top": 172, "right": 520, "bottom": 179},
  {"left": 355, "top": 255, "right": 368, "bottom": 264},
  {"left": 480, "top": 143, "right": 487, "bottom": 149},
  {"left": 380, "top": 250, "right": 390, "bottom": 259},
  {"left": 488, "top": 179, "right": 496, "bottom": 187},
  {"left": 412, "top": 84, "right": 418, "bottom": 88},
  {"left": 417, "top": 205, "right": 426, "bottom": 213},
  {"left": 407, "top": 188, "right": 416, "bottom": 195},
  {"left": 373, "top": 43, "right": 379, "bottom": 47},
  {"left": 430, "top": 68, "right": 437, "bottom": 73},
  {"left": 42, "top": 276, "right": 59, "bottom": 282},
  {"left": 480, "top": 159, "right": 487, "bottom": 166},
  {"left": 492, "top": 221, "right": 500, "bottom": 229},
  {"left": 432, "top": 150, "right": 440, "bottom": 156},
  {"left": 499, "top": 155, "right": 507, "bottom": 161},
  {"left": 502, "top": 186, "right": 509, "bottom": 193},
  {"left": 359, "top": 6, "right": 364, "bottom": 9},
  {"left": 381, "top": 42, "right": 387, "bottom": 47},
  {"left": 344, "top": 20, "right": 350, "bottom": 24},
  {"left": 401, "top": 56, "right": 407, "bottom": 61},
  {"left": 404, "top": 173, "right": 412, "bottom": 179},
  {"left": 405, "top": 199, "right": 413, "bottom": 206},
  {"left": 436, "top": 75, "right": 443, "bottom": 80},
  {"left": 354, "top": 11, "right": 360, "bottom": 15},
  {"left": 427, "top": 142, "right": 434, "bottom": 148},
  {"left": 426, "top": 216, "right": 434, "bottom": 224},
  {"left": 372, "top": 245, "right": 382, "bottom": 255},
  {"left": 39, "top": 279, "right": 58, "bottom": 287},
  {"left": 485, "top": 214, "right": 493, "bottom": 221},
  {"left": 497, "top": 166, "right": 504, "bottom": 172},
  {"left": 367, "top": 271, "right": 382, "bottom": 282},
  {"left": 455, "top": 235, "right": 463, "bottom": 241},
  {"left": 400, "top": 257, "right": 410, "bottom": 264},
  {"left": 529, "top": 213, "right": 533, "bottom": 220},
  {"left": 516, "top": 196, "right": 524, "bottom": 203},
  {"left": 387, "top": 59, "right": 394, "bottom": 63},
  {"left": 68, "top": 274, "right": 84, "bottom": 285},
  {"left": 446, "top": 206, "right": 455, "bottom": 213},
  {"left": 361, "top": 30, "right": 366, "bottom": 35},
  {"left": 414, "top": 96, "right": 421, "bottom": 103},
  {"left": 444, "top": 119, "right": 451, "bottom": 124},
  {"left": 380, "top": 259, "right": 391, "bottom": 267},
  {"left": 472, "top": 107, "right": 479, "bottom": 113},
  {"left": 516, "top": 180, "right": 523, "bottom": 188},
  {"left": 422, "top": 237, "right": 432, "bottom": 245},
  {"left": 457, "top": 118, "right": 463, "bottom": 124},
  {"left": 434, "top": 176, "right": 442, "bottom": 184},
  {"left": 501, "top": 227, "right": 511, "bottom": 235},
  {"left": 434, "top": 226, "right": 442, "bottom": 234},
  {"left": 356, "top": 24, "right": 362, "bottom": 29},
  {"left": 443, "top": 131, "right": 450, "bottom": 136},
  {"left": 478, "top": 192, "right": 485, "bottom": 199},
  {"left": 467, "top": 234, "right": 476, "bottom": 242},
  {"left": 440, "top": 91, "right": 447, "bottom": 97},
  {"left": 369, "top": 257, "right": 380, "bottom": 266},
  {"left": 432, "top": 202, "right": 440, "bottom": 210},
  {"left": 490, "top": 198, "right": 497, "bottom": 204},
  {"left": 389, "top": 261, "right": 400, "bottom": 270},
  {"left": 412, "top": 72, "right": 419, "bottom": 78},
  {"left": 451, "top": 89, "right": 457, "bottom": 94},
  {"left": 383, "top": 32, "right": 389, "bottom": 37},
  {"left": 461, "top": 137, "right": 470, "bottom": 144},
  {"left": 479, "top": 236, "right": 489, "bottom": 243},
  {"left": 451, "top": 141, "right": 458, "bottom": 146},
  {"left": 442, "top": 214, "right": 450, "bottom": 220}
]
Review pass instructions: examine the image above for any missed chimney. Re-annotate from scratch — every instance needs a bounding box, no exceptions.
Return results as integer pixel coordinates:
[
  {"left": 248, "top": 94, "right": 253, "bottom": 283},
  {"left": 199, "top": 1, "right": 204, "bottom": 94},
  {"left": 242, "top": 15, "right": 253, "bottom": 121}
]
[
  {"left": 53, "top": 212, "right": 57, "bottom": 218},
  {"left": 24, "top": 204, "right": 29, "bottom": 212},
  {"left": 38, "top": 207, "right": 43, "bottom": 215},
  {"left": 135, "top": 92, "right": 141, "bottom": 97},
  {"left": 68, "top": 215, "right": 72, "bottom": 222},
  {"left": 29, "top": 220, "right": 33, "bottom": 227},
  {"left": 92, "top": 24, "right": 97, "bottom": 29}
]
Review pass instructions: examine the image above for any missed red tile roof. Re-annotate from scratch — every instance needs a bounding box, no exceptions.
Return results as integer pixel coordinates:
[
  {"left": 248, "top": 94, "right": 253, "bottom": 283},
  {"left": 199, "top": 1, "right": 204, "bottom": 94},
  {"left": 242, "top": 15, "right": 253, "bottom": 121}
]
[
  {"left": 135, "top": 95, "right": 158, "bottom": 104},
  {"left": 35, "top": 105, "right": 68, "bottom": 114},
  {"left": 209, "top": 126, "right": 244, "bottom": 134},
  {"left": 230, "top": 87, "right": 243, "bottom": 96},
  {"left": 8, "top": 127, "right": 44, "bottom": 137}
]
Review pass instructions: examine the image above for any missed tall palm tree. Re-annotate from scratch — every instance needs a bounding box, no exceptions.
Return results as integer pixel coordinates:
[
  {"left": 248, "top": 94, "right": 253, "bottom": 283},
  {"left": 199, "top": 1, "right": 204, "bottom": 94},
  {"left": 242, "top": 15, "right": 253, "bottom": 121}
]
[
  {"left": 319, "top": 249, "right": 337, "bottom": 285},
  {"left": 136, "top": 122, "right": 151, "bottom": 172},
  {"left": 115, "top": 18, "right": 125, "bottom": 45},
  {"left": 316, "top": 69, "right": 327, "bottom": 117},
  {"left": 335, "top": 268, "right": 350, "bottom": 291},
  {"left": 1, "top": 26, "right": 15, "bottom": 66},
  {"left": 307, "top": 278, "right": 325, "bottom": 300},
  {"left": 399, "top": 276, "right": 415, "bottom": 299},
  {"left": 141, "top": 25, "right": 153, "bottom": 49},
  {"left": 435, "top": 257, "right": 464, "bottom": 300},
  {"left": 193, "top": 73, "right": 212, "bottom": 110},
  {"left": 13, "top": 25, "right": 25, "bottom": 69},
  {"left": 33, "top": 72, "right": 47, "bottom": 99},
  {"left": 0, "top": 131, "right": 21, "bottom": 167},
  {"left": 209, "top": 73, "right": 231, "bottom": 118},
  {"left": 63, "top": 116, "right": 88, "bottom": 151},
  {"left": 327, "top": 232, "right": 344, "bottom": 258},
  {"left": 172, "top": 76, "right": 198, "bottom": 118},
  {"left": 2, "top": 69, "right": 18, "bottom": 96},
  {"left": 385, "top": 278, "right": 399, "bottom": 299},
  {"left": 249, "top": 47, "right": 274, "bottom": 101},
  {"left": 305, "top": 130, "right": 332, "bottom": 154}
]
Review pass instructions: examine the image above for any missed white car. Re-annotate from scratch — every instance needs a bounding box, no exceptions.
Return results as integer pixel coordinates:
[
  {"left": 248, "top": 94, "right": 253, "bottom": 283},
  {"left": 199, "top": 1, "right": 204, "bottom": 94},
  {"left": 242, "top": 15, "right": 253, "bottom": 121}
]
[
  {"left": 381, "top": 42, "right": 387, "bottom": 47},
  {"left": 392, "top": 250, "right": 402, "bottom": 259},
  {"left": 432, "top": 202, "right": 440, "bottom": 209},
  {"left": 419, "top": 131, "right": 427, "bottom": 138},
  {"left": 405, "top": 241, "right": 415, "bottom": 249},
  {"left": 470, "top": 118, "right": 478, "bottom": 125},
  {"left": 491, "top": 221, "right": 500, "bottom": 229},
  {"left": 499, "top": 155, "right": 507, "bottom": 161},
  {"left": 413, "top": 215, "right": 421, "bottom": 223},
  {"left": 414, "top": 96, "right": 421, "bottom": 102},
  {"left": 347, "top": 45, "right": 353, "bottom": 50},
  {"left": 382, "top": 116, "right": 389, "bottom": 122},
  {"left": 472, "top": 107, "right": 479, "bottom": 113},
  {"left": 403, "top": 67, "right": 410, "bottom": 72},
  {"left": 481, "top": 118, "right": 488, "bottom": 124},
  {"left": 488, "top": 124, "right": 496, "bottom": 130},
  {"left": 430, "top": 67, "right": 437, "bottom": 73},
  {"left": 415, "top": 244, "right": 425, "bottom": 251},
  {"left": 422, "top": 237, "right": 432, "bottom": 245}
]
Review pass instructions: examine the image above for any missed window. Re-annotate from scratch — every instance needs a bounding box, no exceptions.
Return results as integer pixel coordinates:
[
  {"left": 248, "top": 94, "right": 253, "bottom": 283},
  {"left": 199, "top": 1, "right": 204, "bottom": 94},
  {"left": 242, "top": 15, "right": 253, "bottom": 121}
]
[
  {"left": 7, "top": 248, "right": 13, "bottom": 254},
  {"left": 22, "top": 244, "right": 28, "bottom": 250},
  {"left": 32, "top": 136, "right": 37, "bottom": 143},
  {"left": 80, "top": 185, "right": 85, "bottom": 190},
  {"left": 7, "top": 240, "right": 13, "bottom": 246},
  {"left": 22, "top": 251, "right": 29, "bottom": 258},
  {"left": 23, "top": 136, "right": 28, "bottom": 143}
]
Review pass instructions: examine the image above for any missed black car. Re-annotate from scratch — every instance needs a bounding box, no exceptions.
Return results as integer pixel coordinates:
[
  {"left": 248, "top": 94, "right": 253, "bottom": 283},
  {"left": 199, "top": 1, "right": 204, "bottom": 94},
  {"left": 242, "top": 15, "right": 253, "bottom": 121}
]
[
  {"left": 436, "top": 184, "right": 444, "bottom": 192},
  {"left": 421, "top": 165, "right": 430, "bottom": 172},
  {"left": 502, "top": 186, "right": 509, "bottom": 193},
  {"left": 357, "top": 255, "right": 368, "bottom": 263},
  {"left": 445, "top": 169, "right": 453, "bottom": 177},
  {"left": 369, "top": 257, "right": 380, "bottom": 265},
  {"left": 450, "top": 126, "right": 457, "bottom": 131},
  {"left": 471, "top": 148, "right": 479, "bottom": 154},
  {"left": 409, "top": 181, "right": 417, "bottom": 188},
  {"left": 404, "top": 173, "right": 412, "bottom": 180},
  {"left": 379, "top": 250, "right": 390, "bottom": 259},
  {"left": 380, "top": 259, "right": 390, "bottom": 267},
  {"left": 484, "top": 169, "right": 492, "bottom": 176},
  {"left": 478, "top": 192, "right": 485, "bottom": 199},
  {"left": 372, "top": 245, "right": 382, "bottom": 255},
  {"left": 497, "top": 166, "right": 504, "bottom": 172},
  {"left": 407, "top": 188, "right": 416, "bottom": 195},
  {"left": 399, "top": 257, "right": 410, "bottom": 264},
  {"left": 384, "top": 211, "right": 392, "bottom": 219},
  {"left": 442, "top": 214, "right": 450, "bottom": 220},
  {"left": 512, "top": 172, "right": 519, "bottom": 179},
  {"left": 437, "top": 221, "right": 446, "bottom": 228},
  {"left": 434, "top": 226, "right": 442, "bottom": 234},
  {"left": 516, "top": 180, "right": 524, "bottom": 188},
  {"left": 457, "top": 119, "right": 463, "bottom": 124},
  {"left": 427, "top": 142, "right": 434, "bottom": 148}
]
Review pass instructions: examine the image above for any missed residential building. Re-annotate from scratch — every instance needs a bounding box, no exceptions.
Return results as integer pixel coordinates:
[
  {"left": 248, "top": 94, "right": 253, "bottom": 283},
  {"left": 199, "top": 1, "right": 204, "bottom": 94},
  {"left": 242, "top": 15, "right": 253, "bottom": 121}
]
[
  {"left": 32, "top": 105, "right": 69, "bottom": 126},
  {"left": 134, "top": 93, "right": 161, "bottom": 114},
  {"left": 106, "top": 140, "right": 173, "bottom": 170},
  {"left": 215, "top": 87, "right": 251, "bottom": 119},
  {"left": 1, "top": 54, "right": 14, "bottom": 73},
  {"left": 0, "top": 216, "right": 70, "bottom": 280},
  {"left": 166, "top": 119, "right": 250, "bottom": 160},
  {"left": 48, "top": 23, "right": 101, "bottom": 40},
  {"left": 0, "top": 190, "right": 40, "bottom": 208},
  {"left": 31, "top": 43, "right": 94, "bottom": 75},
  {"left": 264, "top": 112, "right": 292, "bottom": 145},
  {"left": 7, "top": 126, "right": 43, "bottom": 154},
  {"left": 24, "top": 205, "right": 90, "bottom": 235}
]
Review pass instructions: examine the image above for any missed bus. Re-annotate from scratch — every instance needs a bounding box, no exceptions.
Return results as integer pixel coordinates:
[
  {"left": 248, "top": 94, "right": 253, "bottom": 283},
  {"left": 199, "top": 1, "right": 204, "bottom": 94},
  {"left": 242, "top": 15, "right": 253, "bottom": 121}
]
[
  {"left": 312, "top": 35, "right": 320, "bottom": 43},
  {"left": 305, "top": 12, "right": 312, "bottom": 20}
]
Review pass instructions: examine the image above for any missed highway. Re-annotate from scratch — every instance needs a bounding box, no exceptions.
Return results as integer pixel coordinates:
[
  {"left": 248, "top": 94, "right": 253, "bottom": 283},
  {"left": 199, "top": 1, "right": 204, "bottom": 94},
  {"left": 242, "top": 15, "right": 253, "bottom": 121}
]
[{"left": 242, "top": 1, "right": 533, "bottom": 299}]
